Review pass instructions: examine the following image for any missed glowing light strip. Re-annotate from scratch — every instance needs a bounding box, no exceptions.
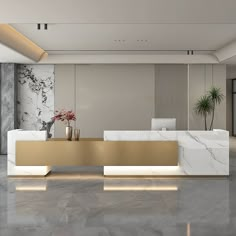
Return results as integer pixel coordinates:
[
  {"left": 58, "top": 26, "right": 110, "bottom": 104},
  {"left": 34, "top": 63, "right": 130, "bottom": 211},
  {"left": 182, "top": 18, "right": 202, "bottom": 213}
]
[
  {"left": 104, "top": 186, "right": 178, "bottom": 191},
  {"left": 46, "top": 175, "right": 103, "bottom": 180},
  {"left": 16, "top": 186, "right": 47, "bottom": 191},
  {"left": 187, "top": 223, "right": 191, "bottom": 236}
]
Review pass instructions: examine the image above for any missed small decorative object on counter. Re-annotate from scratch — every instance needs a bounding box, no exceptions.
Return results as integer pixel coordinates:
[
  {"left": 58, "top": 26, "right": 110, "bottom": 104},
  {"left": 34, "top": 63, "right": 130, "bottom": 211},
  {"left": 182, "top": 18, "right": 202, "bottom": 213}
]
[
  {"left": 53, "top": 109, "right": 76, "bottom": 141},
  {"left": 74, "top": 128, "right": 80, "bottom": 141},
  {"left": 66, "top": 126, "right": 73, "bottom": 141},
  {"left": 40, "top": 118, "right": 55, "bottom": 138}
]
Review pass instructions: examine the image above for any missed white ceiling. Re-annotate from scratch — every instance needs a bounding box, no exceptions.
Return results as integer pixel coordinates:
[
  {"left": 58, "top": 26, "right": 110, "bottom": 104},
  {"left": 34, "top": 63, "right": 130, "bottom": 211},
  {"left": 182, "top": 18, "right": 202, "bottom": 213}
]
[
  {"left": 11, "top": 23, "right": 236, "bottom": 52},
  {"left": 0, "top": 43, "right": 34, "bottom": 63},
  {"left": 1, "top": 0, "right": 236, "bottom": 24},
  {"left": 2, "top": 0, "right": 236, "bottom": 63}
]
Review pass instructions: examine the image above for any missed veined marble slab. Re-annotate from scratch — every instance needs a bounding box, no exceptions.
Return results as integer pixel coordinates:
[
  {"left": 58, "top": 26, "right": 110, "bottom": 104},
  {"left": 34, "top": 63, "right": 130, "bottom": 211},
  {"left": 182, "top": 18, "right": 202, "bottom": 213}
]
[
  {"left": 7, "top": 130, "right": 51, "bottom": 176},
  {"left": 0, "top": 64, "right": 17, "bottom": 154},
  {"left": 104, "top": 130, "right": 229, "bottom": 176},
  {"left": 17, "top": 65, "right": 54, "bottom": 134}
]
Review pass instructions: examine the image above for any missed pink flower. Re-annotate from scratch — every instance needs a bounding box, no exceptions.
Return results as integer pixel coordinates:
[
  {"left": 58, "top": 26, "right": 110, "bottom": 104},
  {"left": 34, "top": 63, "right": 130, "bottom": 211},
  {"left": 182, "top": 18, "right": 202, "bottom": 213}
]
[{"left": 53, "top": 109, "right": 77, "bottom": 126}]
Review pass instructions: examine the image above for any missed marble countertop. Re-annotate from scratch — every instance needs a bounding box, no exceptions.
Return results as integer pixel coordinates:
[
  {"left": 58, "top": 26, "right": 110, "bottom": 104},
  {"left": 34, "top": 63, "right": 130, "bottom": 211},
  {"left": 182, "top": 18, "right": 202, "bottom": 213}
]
[{"left": 104, "top": 130, "right": 229, "bottom": 176}]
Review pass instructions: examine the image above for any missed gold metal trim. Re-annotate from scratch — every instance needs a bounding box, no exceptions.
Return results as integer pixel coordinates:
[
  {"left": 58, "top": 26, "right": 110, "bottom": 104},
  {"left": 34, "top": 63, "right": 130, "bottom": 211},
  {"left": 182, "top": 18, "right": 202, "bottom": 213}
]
[{"left": 16, "top": 140, "right": 178, "bottom": 166}]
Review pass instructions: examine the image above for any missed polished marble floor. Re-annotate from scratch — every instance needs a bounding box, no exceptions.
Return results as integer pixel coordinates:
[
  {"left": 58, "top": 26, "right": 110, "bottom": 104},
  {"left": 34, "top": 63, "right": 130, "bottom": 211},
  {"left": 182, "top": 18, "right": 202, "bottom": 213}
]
[{"left": 0, "top": 139, "right": 236, "bottom": 236}]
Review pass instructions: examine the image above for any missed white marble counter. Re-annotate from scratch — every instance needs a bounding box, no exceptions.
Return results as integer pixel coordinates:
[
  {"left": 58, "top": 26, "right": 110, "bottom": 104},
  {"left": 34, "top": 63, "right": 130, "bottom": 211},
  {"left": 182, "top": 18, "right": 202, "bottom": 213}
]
[
  {"left": 104, "top": 130, "right": 229, "bottom": 176},
  {"left": 7, "top": 130, "right": 51, "bottom": 176}
]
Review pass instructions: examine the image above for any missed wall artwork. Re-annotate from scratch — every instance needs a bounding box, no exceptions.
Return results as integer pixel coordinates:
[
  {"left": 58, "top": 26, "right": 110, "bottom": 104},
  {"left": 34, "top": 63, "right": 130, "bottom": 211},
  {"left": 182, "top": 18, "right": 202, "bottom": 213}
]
[{"left": 17, "top": 65, "right": 55, "bottom": 133}]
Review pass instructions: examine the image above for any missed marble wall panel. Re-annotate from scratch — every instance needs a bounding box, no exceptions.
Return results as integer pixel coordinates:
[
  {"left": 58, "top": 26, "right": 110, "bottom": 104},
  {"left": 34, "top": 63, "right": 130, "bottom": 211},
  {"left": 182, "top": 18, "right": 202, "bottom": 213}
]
[
  {"left": 0, "top": 64, "right": 17, "bottom": 154},
  {"left": 17, "top": 65, "right": 54, "bottom": 133}
]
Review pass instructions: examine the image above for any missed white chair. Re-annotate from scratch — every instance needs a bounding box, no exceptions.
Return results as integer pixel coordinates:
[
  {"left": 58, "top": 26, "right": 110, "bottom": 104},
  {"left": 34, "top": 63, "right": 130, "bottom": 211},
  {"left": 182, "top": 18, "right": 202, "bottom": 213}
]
[{"left": 7, "top": 129, "right": 51, "bottom": 176}]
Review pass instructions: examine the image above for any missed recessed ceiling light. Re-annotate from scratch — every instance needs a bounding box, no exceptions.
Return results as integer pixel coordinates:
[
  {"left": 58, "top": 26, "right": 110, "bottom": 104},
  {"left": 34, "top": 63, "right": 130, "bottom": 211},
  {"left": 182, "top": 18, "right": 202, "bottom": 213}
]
[
  {"left": 114, "top": 40, "right": 126, "bottom": 42},
  {"left": 137, "top": 39, "right": 148, "bottom": 42}
]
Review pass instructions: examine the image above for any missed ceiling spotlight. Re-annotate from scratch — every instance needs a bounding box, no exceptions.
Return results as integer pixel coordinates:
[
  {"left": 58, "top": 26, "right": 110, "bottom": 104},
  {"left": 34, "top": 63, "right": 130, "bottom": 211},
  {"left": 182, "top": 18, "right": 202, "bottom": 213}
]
[
  {"left": 187, "top": 50, "right": 194, "bottom": 55},
  {"left": 37, "top": 24, "right": 48, "bottom": 30}
]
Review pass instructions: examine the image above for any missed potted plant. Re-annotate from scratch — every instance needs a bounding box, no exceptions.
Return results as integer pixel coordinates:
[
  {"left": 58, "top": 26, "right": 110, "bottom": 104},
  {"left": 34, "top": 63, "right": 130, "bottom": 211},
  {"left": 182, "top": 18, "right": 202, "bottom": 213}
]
[
  {"left": 194, "top": 86, "right": 224, "bottom": 130},
  {"left": 194, "top": 95, "right": 213, "bottom": 130},
  {"left": 53, "top": 109, "right": 76, "bottom": 140},
  {"left": 207, "top": 87, "right": 224, "bottom": 130}
]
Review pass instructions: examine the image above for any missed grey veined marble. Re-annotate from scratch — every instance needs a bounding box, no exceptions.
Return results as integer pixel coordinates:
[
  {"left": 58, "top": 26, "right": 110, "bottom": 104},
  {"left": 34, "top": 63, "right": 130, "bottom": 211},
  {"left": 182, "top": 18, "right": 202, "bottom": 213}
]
[
  {"left": 0, "top": 64, "right": 17, "bottom": 154},
  {"left": 0, "top": 137, "right": 236, "bottom": 236},
  {"left": 0, "top": 136, "right": 236, "bottom": 236}
]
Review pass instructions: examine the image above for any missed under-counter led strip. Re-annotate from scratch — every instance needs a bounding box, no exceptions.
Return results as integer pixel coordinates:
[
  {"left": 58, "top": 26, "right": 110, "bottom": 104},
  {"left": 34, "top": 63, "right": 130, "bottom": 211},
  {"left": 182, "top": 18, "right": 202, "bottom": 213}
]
[{"left": 104, "top": 185, "right": 178, "bottom": 191}]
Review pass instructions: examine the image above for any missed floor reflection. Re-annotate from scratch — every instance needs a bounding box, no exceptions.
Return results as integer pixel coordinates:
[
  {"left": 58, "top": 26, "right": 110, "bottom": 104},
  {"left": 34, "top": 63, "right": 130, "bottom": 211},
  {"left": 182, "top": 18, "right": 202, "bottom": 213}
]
[
  {"left": 1, "top": 153, "right": 236, "bottom": 235},
  {"left": 103, "top": 179, "right": 178, "bottom": 191},
  {"left": 186, "top": 223, "right": 191, "bottom": 236},
  {"left": 5, "top": 176, "right": 230, "bottom": 226},
  {"left": 15, "top": 180, "right": 47, "bottom": 191}
]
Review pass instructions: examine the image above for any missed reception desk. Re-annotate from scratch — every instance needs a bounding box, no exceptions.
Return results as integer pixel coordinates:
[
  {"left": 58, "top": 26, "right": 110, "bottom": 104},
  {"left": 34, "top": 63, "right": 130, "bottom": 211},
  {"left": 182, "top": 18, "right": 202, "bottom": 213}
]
[
  {"left": 104, "top": 130, "right": 229, "bottom": 176},
  {"left": 10, "top": 129, "right": 229, "bottom": 176}
]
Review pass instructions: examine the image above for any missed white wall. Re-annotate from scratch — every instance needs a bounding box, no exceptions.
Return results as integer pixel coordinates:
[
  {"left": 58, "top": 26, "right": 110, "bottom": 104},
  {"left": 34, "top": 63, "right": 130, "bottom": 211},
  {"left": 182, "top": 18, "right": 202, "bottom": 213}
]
[
  {"left": 226, "top": 65, "right": 236, "bottom": 79},
  {"left": 226, "top": 65, "right": 236, "bottom": 135},
  {"left": 54, "top": 64, "right": 227, "bottom": 137},
  {"left": 155, "top": 65, "right": 188, "bottom": 130},
  {"left": 189, "top": 64, "right": 226, "bottom": 130},
  {"left": 76, "top": 65, "right": 155, "bottom": 137},
  {"left": 54, "top": 65, "right": 76, "bottom": 137}
]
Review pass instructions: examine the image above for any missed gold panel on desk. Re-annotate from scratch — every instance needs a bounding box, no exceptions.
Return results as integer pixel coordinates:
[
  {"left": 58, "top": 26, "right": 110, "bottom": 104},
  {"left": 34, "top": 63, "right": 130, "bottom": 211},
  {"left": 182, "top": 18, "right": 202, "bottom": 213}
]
[{"left": 16, "top": 140, "right": 178, "bottom": 166}]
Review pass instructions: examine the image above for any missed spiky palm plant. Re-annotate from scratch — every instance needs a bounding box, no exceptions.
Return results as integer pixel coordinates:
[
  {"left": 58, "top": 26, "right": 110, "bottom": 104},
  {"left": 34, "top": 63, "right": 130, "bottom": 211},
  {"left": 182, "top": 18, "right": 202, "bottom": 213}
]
[
  {"left": 207, "top": 87, "right": 224, "bottom": 130},
  {"left": 194, "top": 95, "right": 213, "bottom": 130}
]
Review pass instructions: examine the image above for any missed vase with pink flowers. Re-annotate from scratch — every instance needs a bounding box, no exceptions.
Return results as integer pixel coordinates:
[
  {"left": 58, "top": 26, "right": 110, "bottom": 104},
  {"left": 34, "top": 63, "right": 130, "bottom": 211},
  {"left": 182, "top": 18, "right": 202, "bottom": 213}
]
[{"left": 53, "top": 109, "right": 76, "bottom": 141}]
